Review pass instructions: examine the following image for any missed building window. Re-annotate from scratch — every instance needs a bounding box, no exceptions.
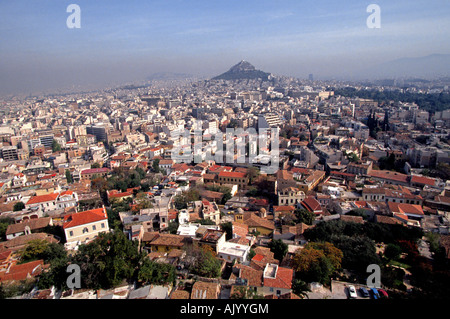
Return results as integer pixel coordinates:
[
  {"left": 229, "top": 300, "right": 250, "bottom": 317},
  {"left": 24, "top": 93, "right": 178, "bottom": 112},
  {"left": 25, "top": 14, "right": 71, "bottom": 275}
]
[
  {"left": 92, "top": 225, "right": 96, "bottom": 231},
  {"left": 101, "top": 223, "right": 105, "bottom": 228},
  {"left": 69, "top": 231, "right": 73, "bottom": 237},
  {"left": 82, "top": 227, "right": 88, "bottom": 234}
]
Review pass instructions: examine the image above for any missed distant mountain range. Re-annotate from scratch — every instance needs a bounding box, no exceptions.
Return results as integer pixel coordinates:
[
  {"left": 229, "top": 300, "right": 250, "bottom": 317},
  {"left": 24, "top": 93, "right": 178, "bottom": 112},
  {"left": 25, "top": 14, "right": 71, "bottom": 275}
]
[
  {"left": 359, "top": 54, "right": 450, "bottom": 80},
  {"left": 212, "top": 60, "right": 271, "bottom": 81}
]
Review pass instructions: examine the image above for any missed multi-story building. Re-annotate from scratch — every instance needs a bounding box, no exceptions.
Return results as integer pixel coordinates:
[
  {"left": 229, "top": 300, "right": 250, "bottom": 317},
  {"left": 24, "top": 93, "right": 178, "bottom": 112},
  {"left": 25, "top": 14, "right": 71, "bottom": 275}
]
[
  {"left": 63, "top": 207, "right": 109, "bottom": 249},
  {"left": 25, "top": 191, "right": 78, "bottom": 213},
  {"left": 0, "top": 146, "right": 18, "bottom": 161},
  {"left": 218, "top": 171, "right": 248, "bottom": 189},
  {"left": 277, "top": 187, "right": 305, "bottom": 206},
  {"left": 79, "top": 167, "right": 110, "bottom": 180},
  {"left": 201, "top": 200, "right": 221, "bottom": 225},
  {"left": 347, "top": 161, "right": 373, "bottom": 175},
  {"left": 86, "top": 124, "right": 109, "bottom": 142},
  {"left": 258, "top": 113, "right": 283, "bottom": 130}
]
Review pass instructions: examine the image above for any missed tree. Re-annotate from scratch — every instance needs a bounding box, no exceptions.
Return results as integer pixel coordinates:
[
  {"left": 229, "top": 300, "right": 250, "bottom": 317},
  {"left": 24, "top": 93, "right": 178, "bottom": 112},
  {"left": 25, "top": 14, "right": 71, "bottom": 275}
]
[
  {"left": 173, "top": 189, "right": 200, "bottom": 210},
  {"left": 91, "top": 177, "right": 108, "bottom": 193},
  {"left": 307, "top": 242, "right": 343, "bottom": 270},
  {"left": 0, "top": 217, "right": 15, "bottom": 240},
  {"left": 293, "top": 247, "right": 333, "bottom": 285},
  {"left": 65, "top": 169, "right": 73, "bottom": 184},
  {"left": 331, "top": 235, "right": 380, "bottom": 272},
  {"left": 292, "top": 279, "right": 311, "bottom": 299},
  {"left": 425, "top": 232, "right": 442, "bottom": 256},
  {"left": 346, "top": 208, "right": 368, "bottom": 220},
  {"left": 346, "top": 153, "right": 359, "bottom": 163},
  {"left": 245, "top": 187, "right": 259, "bottom": 197},
  {"left": 189, "top": 246, "right": 222, "bottom": 278},
  {"left": 294, "top": 209, "right": 315, "bottom": 225},
  {"left": 152, "top": 159, "right": 161, "bottom": 173},
  {"left": 91, "top": 162, "right": 101, "bottom": 169},
  {"left": 247, "top": 248, "right": 256, "bottom": 261},
  {"left": 137, "top": 259, "right": 176, "bottom": 286},
  {"left": 18, "top": 239, "right": 50, "bottom": 263},
  {"left": 281, "top": 211, "right": 296, "bottom": 226},
  {"left": 135, "top": 192, "right": 153, "bottom": 210},
  {"left": 221, "top": 191, "right": 232, "bottom": 205},
  {"left": 168, "top": 220, "right": 179, "bottom": 234},
  {"left": 13, "top": 201, "right": 25, "bottom": 212},
  {"left": 220, "top": 222, "right": 233, "bottom": 241},
  {"left": 380, "top": 265, "right": 406, "bottom": 291},
  {"left": 36, "top": 256, "right": 70, "bottom": 290},
  {"left": 384, "top": 243, "right": 402, "bottom": 261},
  {"left": 268, "top": 239, "right": 288, "bottom": 262},
  {"left": 71, "top": 231, "right": 143, "bottom": 289},
  {"left": 246, "top": 167, "right": 260, "bottom": 185},
  {"left": 52, "top": 140, "right": 61, "bottom": 152},
  {"left": 292, "top": 242, "right": 343, "bottom": 285}
]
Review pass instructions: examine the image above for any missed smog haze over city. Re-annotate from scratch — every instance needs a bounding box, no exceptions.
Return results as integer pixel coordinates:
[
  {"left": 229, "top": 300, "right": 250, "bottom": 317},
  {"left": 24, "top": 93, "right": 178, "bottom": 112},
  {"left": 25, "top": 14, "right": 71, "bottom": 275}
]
[{"left": 1, "top": 0, "right": 450, "bottom": 95}]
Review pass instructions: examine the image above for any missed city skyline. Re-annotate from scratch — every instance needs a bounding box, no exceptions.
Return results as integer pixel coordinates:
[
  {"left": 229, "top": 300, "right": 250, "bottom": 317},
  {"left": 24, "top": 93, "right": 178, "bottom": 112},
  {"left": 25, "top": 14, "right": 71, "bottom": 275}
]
[{"left": 1, "top": 0, "right": 450, "bottom": 95}]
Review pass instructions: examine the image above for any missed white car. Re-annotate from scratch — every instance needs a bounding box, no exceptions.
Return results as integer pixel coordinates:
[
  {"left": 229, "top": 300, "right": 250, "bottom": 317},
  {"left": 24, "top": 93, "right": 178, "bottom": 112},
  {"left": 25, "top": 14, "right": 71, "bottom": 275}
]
[{"left": 348, "top": 285, "right": 357, "bottom": 299}]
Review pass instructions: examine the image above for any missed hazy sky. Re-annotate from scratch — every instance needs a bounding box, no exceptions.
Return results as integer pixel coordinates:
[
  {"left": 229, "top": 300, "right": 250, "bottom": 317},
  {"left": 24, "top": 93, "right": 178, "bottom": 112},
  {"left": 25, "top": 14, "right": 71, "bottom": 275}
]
[{"left": 1, "top": 0, "right": 450, "bottom": 95}]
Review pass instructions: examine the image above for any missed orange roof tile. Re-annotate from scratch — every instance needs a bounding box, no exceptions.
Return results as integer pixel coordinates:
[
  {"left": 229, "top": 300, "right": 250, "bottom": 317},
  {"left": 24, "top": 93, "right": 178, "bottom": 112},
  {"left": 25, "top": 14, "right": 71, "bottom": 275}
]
[
  {"left": 263, "top": 266, "right": 293, "bottom": 290},
  {"left": 411, "top": 175, "right": 435, "bottom": 186},
  {"left": 63, "top": 207, "right": 108, "bottom": 229},
  {"left": 219, "top": 171, "right": 247, "bottom": 178},
  {"left": 26, "top": 193, "right": 59, "bottom": 205}
]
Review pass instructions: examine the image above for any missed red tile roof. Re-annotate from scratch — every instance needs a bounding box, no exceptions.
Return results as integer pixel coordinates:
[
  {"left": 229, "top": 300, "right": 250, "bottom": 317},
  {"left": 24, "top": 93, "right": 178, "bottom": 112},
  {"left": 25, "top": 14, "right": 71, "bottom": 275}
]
[
  {"left": 0, "top": 260, "right": 44, "bottom": 282},
  {"left": 369, "top": 170, "right": 408, "bottom": 183},
  {"left": 411, "top": 175, "right": 435, "bottom": 186},
  {"left": 108, "top": 191, "right": 132, "bottom": 199},
  {"left": 26, "top": 193, "right": 59, "bottom": 205},
  {"left": 263, "top": 266, "right": 293, "bottom": 290},
  {"left": 81, "top": 168, "right": 110, "bottom": 175},
  {"left": 301, "top": 197, "right": 322, "bottom": 214},
  {"left": 388, "top": 202, "right": 424, "bottom": 216},
  {"left": 219, "top": 171, "right": 247, "bottom": 179},
  {"left": 252, "top": 254, "right": 265, "bottom": 262},
  {"left": 274, "top": 205, "right": 296, "bottom": 212},
  {"left": 63, "top": 207, "right": 108, "bottom": 229}
]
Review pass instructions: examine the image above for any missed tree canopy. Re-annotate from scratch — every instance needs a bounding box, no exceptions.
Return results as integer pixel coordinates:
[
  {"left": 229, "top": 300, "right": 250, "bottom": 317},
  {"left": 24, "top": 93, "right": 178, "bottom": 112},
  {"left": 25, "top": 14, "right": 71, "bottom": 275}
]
[
  {"left": 268, "top": 239, "right": 288, "bottom": 262},
  {"left": 292, "top": 242, "right": 343, "bottom": 285}
]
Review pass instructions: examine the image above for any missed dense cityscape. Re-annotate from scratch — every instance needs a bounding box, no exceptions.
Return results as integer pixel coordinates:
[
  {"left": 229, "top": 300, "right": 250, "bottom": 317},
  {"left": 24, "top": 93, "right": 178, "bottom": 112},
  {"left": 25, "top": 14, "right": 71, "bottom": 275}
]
[{"left": 0, "top": 60, "right": 449, "bottom": 301}]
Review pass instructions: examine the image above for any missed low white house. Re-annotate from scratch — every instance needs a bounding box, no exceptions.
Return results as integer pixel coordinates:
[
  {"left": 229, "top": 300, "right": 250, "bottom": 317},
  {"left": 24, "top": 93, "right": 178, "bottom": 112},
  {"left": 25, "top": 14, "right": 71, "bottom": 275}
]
[
  {"left": 217, "top": 241, "right": 251, "bottom": 263},
  {"left": 178, "top": 209, "right": 190, "bottom": 225}
]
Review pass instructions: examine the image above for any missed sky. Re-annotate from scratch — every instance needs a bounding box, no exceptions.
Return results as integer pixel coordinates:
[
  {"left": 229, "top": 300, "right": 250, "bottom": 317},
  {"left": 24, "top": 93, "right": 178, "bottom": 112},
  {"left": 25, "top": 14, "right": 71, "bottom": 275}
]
[{"left": 1, "top": 0, "right": 450, "bottom": 96}]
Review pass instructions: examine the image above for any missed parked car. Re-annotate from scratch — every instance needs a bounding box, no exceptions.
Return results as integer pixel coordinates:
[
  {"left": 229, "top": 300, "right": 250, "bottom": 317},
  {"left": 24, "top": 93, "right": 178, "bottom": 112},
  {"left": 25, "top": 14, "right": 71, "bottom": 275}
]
[
  {"left": 378, "top": 288, "right": 389, "bottom": 299},
  {"left": 370, "top": 288, "right": 380, "bottom": 300},
  {"left": 347, "top": 285, "right": 357, "bottom": 299},
  {"left": 359, "top": 287, "right": 370, "bottom": 298}
]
